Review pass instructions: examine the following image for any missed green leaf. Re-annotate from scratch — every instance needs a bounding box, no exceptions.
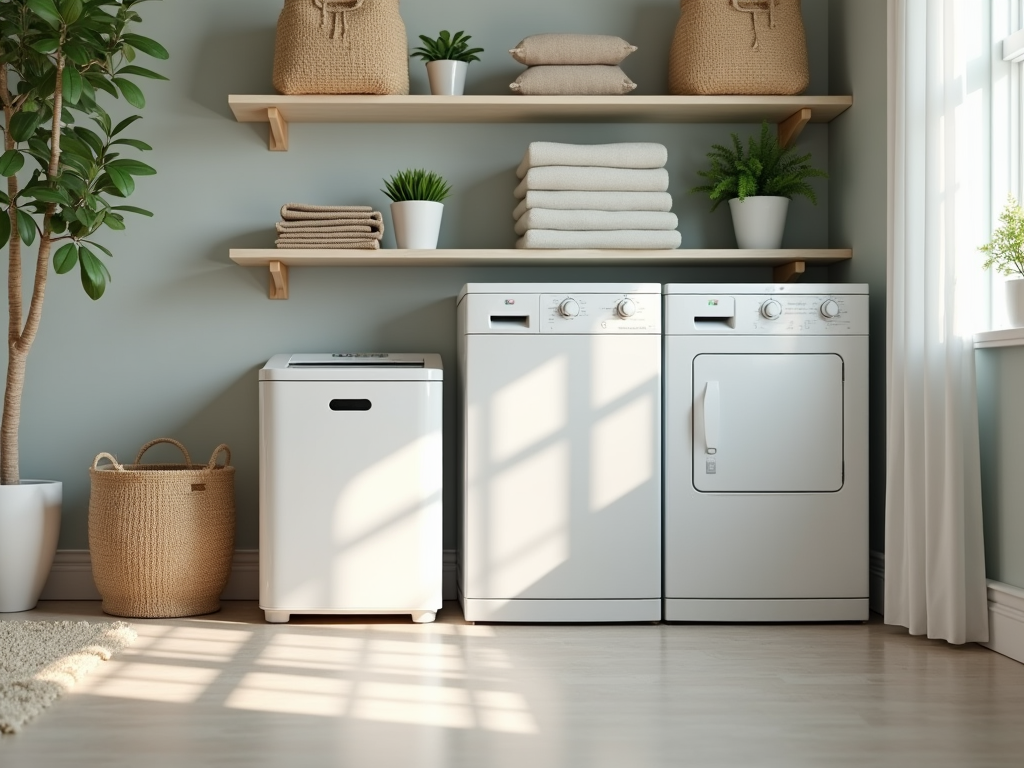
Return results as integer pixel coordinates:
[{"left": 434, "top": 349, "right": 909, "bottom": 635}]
[
  {"left": 53, "top": 242, "right": 78, "bottom": 274},
  {"left": 122, "top": 33, "right": 169, "bottom": 60},
  {"left": 24, "top": 187, "right": 70, "bottom": 204},
  {"left": 111, "top": 114, "right": 143, "bottom": 136},
  {"left": 30, "top": 37, "right": 60, "bottom": 54},
  {"left": 59, "top": 0, "right": 83, "bottom": 24},
  {"left": 112, "top": 78, "right": 145, "bottom": 109},
  {"left": 9, "top": 112, "right": 44, "bottom": 143},
  {"left": 107, "top": 159, "right": 156, "bottom": 176},
  {"left": 86, "top": 74, "right": 119, "bottom": 99},
  {"left": 102, "top": 212, "right": 125, "bottom": 230},
  {"left": 78, "top": 245, "right": 106, "bottom": 299},
  {"left": 0, "top": 151, "right": 25, "bottom": 177},
  {"left": 0, "top": 213, "right": 9, "bottom": 250},
  {"left": 26, "top": 0, "right": 62, "bottom": 27},
  {"left": 109, "top": 138, "right": 152, "bottom": 152},
  {"left": 17, "top": 209, "right": 37, "bottom": 246},
  {"left": 111, "top": 205, "right": 152, "bottom": 217},
  {"left": 116, "top": 65, "right": 168, "bottom": 81},
  {"left": 104, "top": 167, "right": 135, "bottom": 196},
  {"left": 73, "top": 127, "right": 104, "bottom": 156},
  {"left": 84, "top": 240, "right": 112, "bottom": 257},
  {"left": 63, "top": 41, "right": 91, "bottom": 66},
  {"left": 62, "top": 67, "right": 84, "bottom": 105}
]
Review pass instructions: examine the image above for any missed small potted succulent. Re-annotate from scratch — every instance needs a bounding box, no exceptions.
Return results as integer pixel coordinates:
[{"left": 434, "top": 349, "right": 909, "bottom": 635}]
[
  {"left": 382, "top": 169, "right": 452, "bottom": 249},
  {"left": 692, "top": 120, "right": 828, "bottom": 249},
  {"left": 410, "top": 30, "right": 483, "bottom": 96},
  {"left": 980, "top": 195, "right": 1024, "bottom": 327}
]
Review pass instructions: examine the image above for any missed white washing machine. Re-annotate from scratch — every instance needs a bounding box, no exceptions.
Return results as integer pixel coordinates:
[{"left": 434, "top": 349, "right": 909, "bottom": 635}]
[
  {"left": 663, "top": 284, "right": 869, "bottom": 622},
  {"left": 259, "top": 353, "right": 443, "bottom": 624},
  {"left": 457, "top": 283, "right": 662, "bottom": 623}
]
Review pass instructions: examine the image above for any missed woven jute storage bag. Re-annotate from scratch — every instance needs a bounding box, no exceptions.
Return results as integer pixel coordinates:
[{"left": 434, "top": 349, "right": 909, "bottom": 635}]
[
  {"left": 272, "top": 0, "right": 409, "bottom": 95},
  {"left": 89, "top": 439, "right": 236, "bottom": 619},
  {"left": 668, "top": 0, "right": 809, "bottom": 95}
]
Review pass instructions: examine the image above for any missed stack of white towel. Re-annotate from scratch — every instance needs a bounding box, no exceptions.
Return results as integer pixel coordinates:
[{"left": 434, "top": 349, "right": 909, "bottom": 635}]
[
  {"left": 276, "top": 204, "right": 384, "bottom": 250},
  {"left": 513, "top": 143, "right": 681, "bottom": 249}
]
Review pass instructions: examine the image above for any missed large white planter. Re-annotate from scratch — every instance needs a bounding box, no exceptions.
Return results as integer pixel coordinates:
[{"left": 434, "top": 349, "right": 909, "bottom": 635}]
[
  {"left": 1007, "top": 278, "right": 1024, "bottom": 327},
  {"left": 0, "top": 480, "right": 61, "bottom": 612},
  {"left": 728, "top": 196, "right": 791, "bottom": 249},
  {"left": 426, "top": 60, "right": 468, "bottom": 96},
  {"left": 390, "top": 201, "right": 444, "bottom": 250}
]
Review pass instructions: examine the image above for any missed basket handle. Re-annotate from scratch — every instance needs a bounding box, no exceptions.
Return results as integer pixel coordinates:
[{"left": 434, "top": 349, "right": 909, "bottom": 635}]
[
  {"left": 207, "top": 444, "right": 231, "bottom": 469},
  {"left": 135, "top": 438, "right": 193, "bottom": 467},
  {"left": 92, "top": 452, "right": 125, "bottom": 471}
]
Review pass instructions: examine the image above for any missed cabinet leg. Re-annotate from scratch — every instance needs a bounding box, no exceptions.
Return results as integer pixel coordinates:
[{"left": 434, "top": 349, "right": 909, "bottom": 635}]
[
  {"left": 265, "top": 610, "right": 290, "bottom": 624},
  {"left": 411, "top": 611, "right": 436, "bottom": 624}
]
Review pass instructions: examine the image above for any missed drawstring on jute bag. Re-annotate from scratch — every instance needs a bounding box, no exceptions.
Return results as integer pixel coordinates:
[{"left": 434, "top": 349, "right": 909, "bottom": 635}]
[
  {"left": 731, "top": 0, "right": 778, "bottom": 50},
  {"left": 312, "top": 0, "right": 364, "bottom": 41}
]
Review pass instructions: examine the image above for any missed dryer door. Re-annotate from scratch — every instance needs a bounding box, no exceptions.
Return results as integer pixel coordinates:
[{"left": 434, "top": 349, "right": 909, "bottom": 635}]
[{"left": 692, "top": 354, "right": 843, "bottom": 493}]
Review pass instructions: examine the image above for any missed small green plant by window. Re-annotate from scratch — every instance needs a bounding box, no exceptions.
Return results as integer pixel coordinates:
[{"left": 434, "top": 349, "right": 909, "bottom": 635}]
[
  {"left": 410, "top": 30, "right": 483, "bottom": 63},
  {"left": 980, "top": 195, "right": 1024, "bottom": 279},
  {"left": 382, "top": 170, "right": 452, "bottom": 203},
  {"left": 691, "top": 120, "right": 828, "bottom": 211}
]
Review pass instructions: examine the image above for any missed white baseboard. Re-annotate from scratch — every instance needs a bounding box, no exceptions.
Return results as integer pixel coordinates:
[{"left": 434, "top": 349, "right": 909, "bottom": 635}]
[
  {"left": 983, "top": 580, "right": 1024, "bottom": 665},
  {"left": 869, "top": 549, "right": 885, "bottom": 615},
  {"left": 40, "top": 549, "right": 459, "bottom": 602}
]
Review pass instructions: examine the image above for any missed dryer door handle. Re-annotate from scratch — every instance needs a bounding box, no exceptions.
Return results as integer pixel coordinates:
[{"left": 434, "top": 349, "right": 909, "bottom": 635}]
[{"left": 703, "top": 381, "right": 720, "bottom": 454}]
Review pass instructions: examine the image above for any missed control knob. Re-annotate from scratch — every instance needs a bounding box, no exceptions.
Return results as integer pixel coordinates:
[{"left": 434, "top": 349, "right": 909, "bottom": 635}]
[
  {"left": 760, "top": 299, "right": 783, "bottom": 320},
  {"left": 559, "top": 298, "right": 580, "bottom": 318},
  {"left": 616, "top": 298, "right": 637, "bottom": 318},
  {"left": 820, "top": 299, "right": 840, "bottom": 319}
]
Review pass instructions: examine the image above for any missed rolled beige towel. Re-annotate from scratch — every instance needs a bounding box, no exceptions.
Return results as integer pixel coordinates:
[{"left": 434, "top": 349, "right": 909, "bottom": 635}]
[
  {"left": 515, "top": 209, "right": 679, "bottom": 236},
  {"left": 515, "top": 167, "right": 670, "bottom": 198},
  {"left": 516, "top": 229, "right": 682, "bottom": 250},
  {"left": 513, "top": 191, "right": 674, "bottom": 219}
]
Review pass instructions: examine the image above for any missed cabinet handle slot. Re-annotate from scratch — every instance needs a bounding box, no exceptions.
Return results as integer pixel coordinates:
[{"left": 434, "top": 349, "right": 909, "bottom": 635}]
[{"left": 330, "top": 399, "right": 372, "bottom": 411}]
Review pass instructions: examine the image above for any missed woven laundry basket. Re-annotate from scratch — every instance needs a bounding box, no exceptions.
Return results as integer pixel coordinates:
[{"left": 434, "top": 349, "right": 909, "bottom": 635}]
[
  {"left": 89, "top": 439, "right": 235, "bottom": 619},
  {"left": 668, "top": 0, "right": 809, "bottom": 95},
  {"left": 272, "top": 0, "right": 410, "bottom": 95}
]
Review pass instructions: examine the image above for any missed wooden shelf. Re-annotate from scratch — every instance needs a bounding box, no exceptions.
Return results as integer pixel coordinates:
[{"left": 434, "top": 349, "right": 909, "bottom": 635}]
[
  {"left": 230, "top": 248, "right": 852, "bottom": 299},
  {"left": 228, "top": 95, "right": 852, "bottom": 151}
]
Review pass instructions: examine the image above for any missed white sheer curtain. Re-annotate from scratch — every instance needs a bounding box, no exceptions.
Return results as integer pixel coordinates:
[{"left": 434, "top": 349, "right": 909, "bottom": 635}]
[{"left": 885, "top": 0, "right": 990, "bottom": 644}]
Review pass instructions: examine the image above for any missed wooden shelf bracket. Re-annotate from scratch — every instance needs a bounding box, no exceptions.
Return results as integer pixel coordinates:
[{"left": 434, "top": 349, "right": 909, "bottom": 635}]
[
  {"left": 773, "top": 260, "right": 806, "bottom": 283},
  {"left": 778, "top": 108, "right": 812, "bottom": 148},
  {"left": 268, "top": 260, "right": 289, "bottom": 299},
  {"left": 267, "top": 107, "right": 289, "bottom": 152}
]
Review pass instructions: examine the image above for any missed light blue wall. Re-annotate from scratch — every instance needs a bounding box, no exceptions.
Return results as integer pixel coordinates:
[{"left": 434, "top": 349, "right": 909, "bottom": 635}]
[
  {"left": 828, "top": 0, "right": 888, "bottom": 553},
  {"left": 4, "top": 0, "right": 834, "bottom": 550},
  {"left": 977, "top": 347, "right": 1024, "bottom": 590}
]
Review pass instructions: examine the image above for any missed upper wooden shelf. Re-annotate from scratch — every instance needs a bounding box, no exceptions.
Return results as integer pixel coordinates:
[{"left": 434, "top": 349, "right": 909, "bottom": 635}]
[
  {"left": 229, "top": 248, "right": 852, "bottom": 299},
  {"left": 228, "top": 95, "right": 853, "bottom": 151}
]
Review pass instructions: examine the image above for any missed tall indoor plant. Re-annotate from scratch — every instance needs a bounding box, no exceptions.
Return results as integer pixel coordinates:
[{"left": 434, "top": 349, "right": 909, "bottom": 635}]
[
  {"left": 692, "top": 120, "right": 827, "bottom": 249},
  {"left": 0, "top": 0, "right": 167, "bottom": 611}
]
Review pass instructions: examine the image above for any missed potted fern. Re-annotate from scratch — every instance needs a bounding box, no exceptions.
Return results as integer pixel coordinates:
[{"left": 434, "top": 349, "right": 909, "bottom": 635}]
[
  {"left": 980, "top": 195, "right": 1024, "bottom": 327},
  {"left": 382, "top": 169, "right": 451, "bottom": 249},
  {"left": 0, "top": 0, "right": 166, "bottom": 612},
  {"left": 410, "top": 30, "right": 483, "bottom": 96},
  {"left": 692, "top": 121, "right": 827, "bottom": 249}
]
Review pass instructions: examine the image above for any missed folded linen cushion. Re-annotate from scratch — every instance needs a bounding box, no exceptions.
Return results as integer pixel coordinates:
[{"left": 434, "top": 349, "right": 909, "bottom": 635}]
[
  {"left": 514, "top": 167, "right": 669, "bottom": 198},
  {"left": 509, "top": 34, "right": 637, "bottom": 66},
  {"left": 516, "top": 229, "right": 682, "bottom": 250},
  {"left": 510, "top": 66, "right": 636, "bottom": 96},
  {"left": 516, "top": 143, "right": 668, "bottom": 178},
  {"left": 514, "top": 209, "right": 678, "bottom": 236},
  {"left": 513, "top": 191, "right": 674, "bottom": 219}
]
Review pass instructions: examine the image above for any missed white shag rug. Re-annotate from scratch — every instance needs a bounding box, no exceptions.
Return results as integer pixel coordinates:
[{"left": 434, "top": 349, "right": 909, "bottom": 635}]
[{"left": 0, "top": 620, "right": 137, "bottom": 734}]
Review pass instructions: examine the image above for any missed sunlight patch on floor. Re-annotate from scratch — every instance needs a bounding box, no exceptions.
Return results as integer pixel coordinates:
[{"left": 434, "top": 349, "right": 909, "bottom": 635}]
[
  {"left": 85, "top": 661, "right": 220, "bottom": 703},
  {"left": 225, "top": 672, "right": 352, "bottom": 717}
]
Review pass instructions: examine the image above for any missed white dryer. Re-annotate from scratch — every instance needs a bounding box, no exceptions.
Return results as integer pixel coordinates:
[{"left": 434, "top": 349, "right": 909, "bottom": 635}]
[
  {"left": 458, "top": 284, "right": 662, "bottom": 623},
  {"left": 663, "top": 284, "right": 869, "bottom": 622}
]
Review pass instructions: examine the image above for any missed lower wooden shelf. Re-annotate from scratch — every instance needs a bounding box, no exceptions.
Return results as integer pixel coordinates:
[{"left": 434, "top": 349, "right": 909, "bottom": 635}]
[{"left": 228, "top": 248, "right": 852, "bottom": 300}]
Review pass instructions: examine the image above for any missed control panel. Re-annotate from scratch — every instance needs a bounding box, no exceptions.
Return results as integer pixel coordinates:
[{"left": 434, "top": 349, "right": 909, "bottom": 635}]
[
  {"left": 540, "top": 293, "right": 661, "bottom": 334},
  {"left": 666, "top": 293, "right": 869, "bottom": 335}
]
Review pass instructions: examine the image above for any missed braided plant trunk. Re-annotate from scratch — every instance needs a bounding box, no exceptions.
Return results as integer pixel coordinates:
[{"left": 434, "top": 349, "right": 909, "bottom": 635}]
[{"left": 0, "top": 60, "right": 61, "bottom": 486}]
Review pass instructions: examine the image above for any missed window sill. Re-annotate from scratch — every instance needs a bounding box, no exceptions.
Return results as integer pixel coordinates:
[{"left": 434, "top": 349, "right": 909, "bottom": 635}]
[{"left": 974, "top": 328, "right": 1024, "bottom": 348}]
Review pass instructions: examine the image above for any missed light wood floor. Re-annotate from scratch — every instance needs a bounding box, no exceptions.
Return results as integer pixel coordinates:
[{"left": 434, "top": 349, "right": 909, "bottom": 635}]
[{"left": 2, "top": 601, "right": 1023, "bottom": 767}]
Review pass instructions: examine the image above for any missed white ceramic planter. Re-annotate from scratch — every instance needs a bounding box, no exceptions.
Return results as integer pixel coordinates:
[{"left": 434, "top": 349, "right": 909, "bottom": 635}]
[
  {"left": 1006, "top": 278, "right": 1024, "bottom": 327},
  {"left": 728, "top": 196, "right": 791, "bottom": 249},
  {"left": 391, "top": 201, "right": 444, "bottom": 249},
  {"left": 0, "top": 480, "right": 61, "bottom": 612},
  {"left": 426, "top": 60, "right": 468, "bottom": 96}
]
